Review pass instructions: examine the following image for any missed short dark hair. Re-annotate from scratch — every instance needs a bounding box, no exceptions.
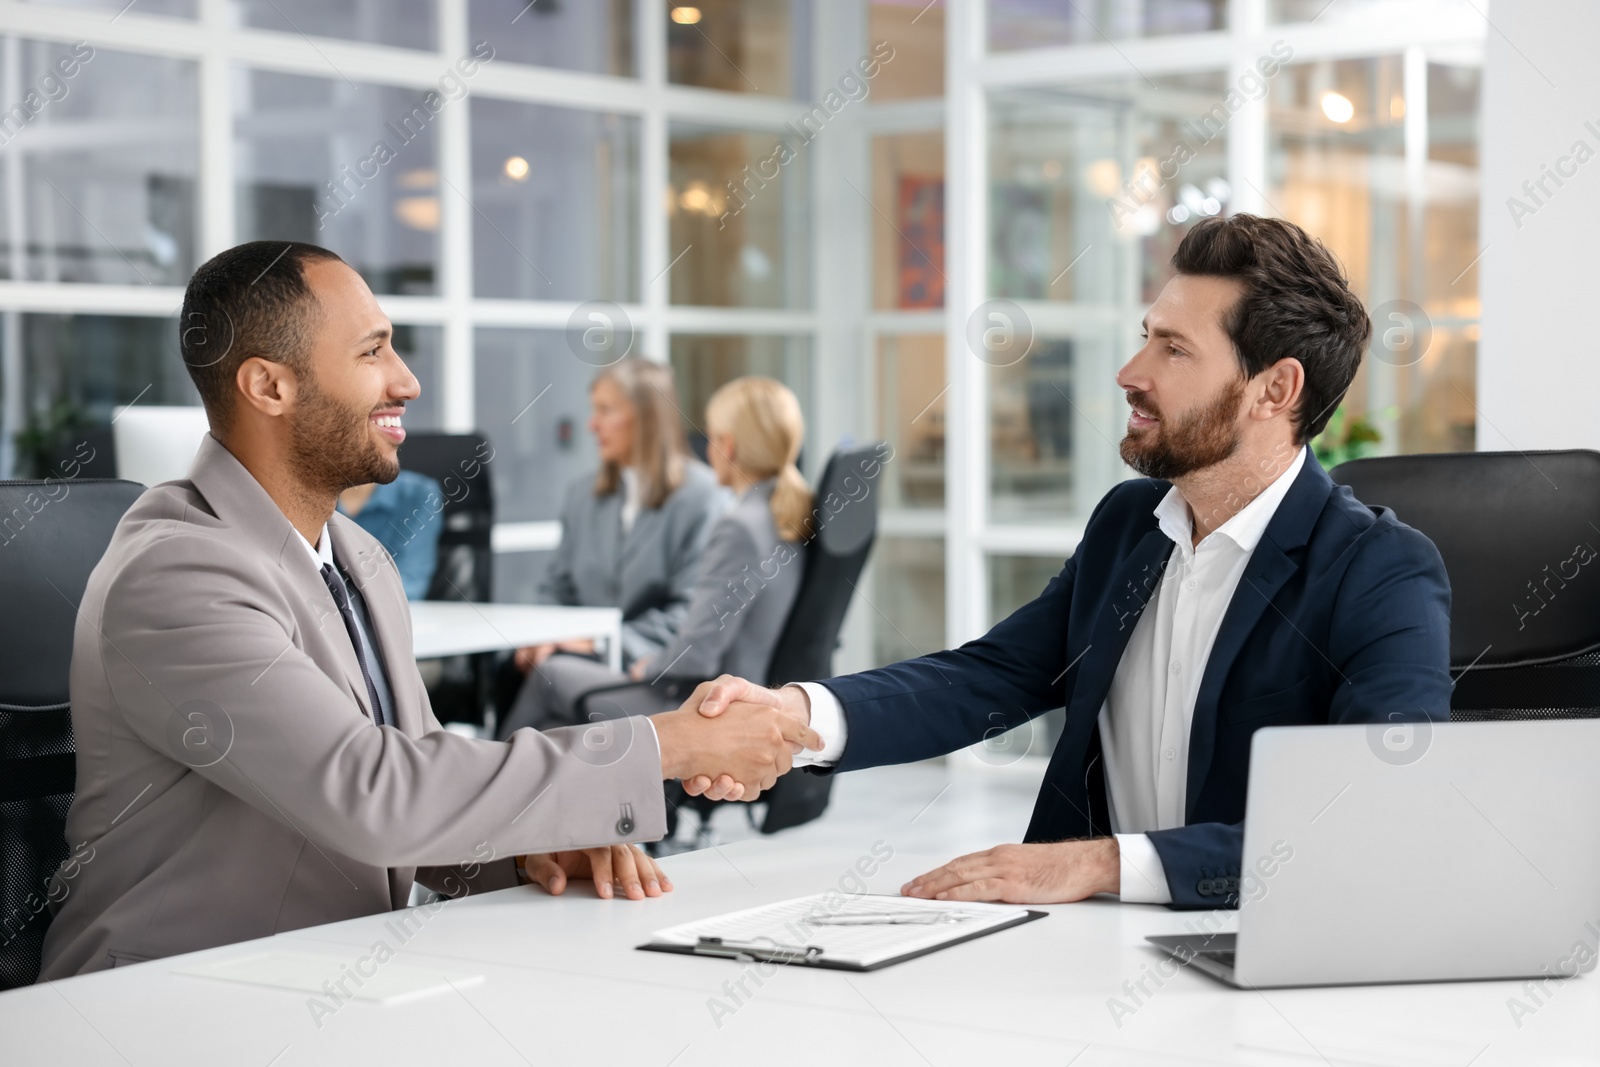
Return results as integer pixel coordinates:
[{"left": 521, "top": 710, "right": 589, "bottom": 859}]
[
  {"left": 179, "top": 241, "right": 345, "bottom": 431},
  {"left": 1171, "top": 214, "right": 1370, "bottom": 443}
]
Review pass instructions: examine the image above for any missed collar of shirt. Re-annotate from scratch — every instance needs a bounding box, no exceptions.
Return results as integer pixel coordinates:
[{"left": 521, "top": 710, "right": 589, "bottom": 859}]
[
  {"left": 1153, "top": 445, "right": 1308, "bottom": 562},
  {"left": 297, "top": 523, "right": 335, "bottom": 571}
]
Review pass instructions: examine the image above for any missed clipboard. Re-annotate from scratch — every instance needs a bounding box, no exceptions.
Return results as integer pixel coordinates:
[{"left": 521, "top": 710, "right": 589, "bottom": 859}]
[{"left": 636, "top": 895, "right": 1048, "bottom": 972}]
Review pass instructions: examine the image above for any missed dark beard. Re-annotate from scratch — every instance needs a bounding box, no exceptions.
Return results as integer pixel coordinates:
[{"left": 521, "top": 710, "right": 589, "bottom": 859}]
[
  {"left": 283, "top": 370, "right": 399, "bottom": 496},
  {"left": 1120, "top": 376, "right": 1245, "bottom": 480}
]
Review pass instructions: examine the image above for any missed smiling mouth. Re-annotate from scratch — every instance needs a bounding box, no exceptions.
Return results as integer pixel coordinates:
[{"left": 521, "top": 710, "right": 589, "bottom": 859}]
[{"left": 370, "top": 410, "right": 405, "bottom": 443}]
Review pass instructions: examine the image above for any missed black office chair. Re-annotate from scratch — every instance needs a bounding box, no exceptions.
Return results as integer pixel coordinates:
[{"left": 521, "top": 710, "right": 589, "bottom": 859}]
[
  {"left": 396, "top": 433, "right": 496, "bottom": 728},
  {"left": 43, "top": 426, "right": 116, "bottom": 481},
  {"left": 579, "top": 442, "right": 887, "bottom": 844},
  {"left": 1330, "top": 450, "right": 1600, "bottom": 721},
  {"left": 0, "top": 478, "right": 144, "bottom": 989}
]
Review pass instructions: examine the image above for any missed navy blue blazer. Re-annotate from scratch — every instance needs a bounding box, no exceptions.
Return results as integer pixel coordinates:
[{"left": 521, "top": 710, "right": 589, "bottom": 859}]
[{"left": 820, "top": 453, "right": 1452, "bottom": 908}]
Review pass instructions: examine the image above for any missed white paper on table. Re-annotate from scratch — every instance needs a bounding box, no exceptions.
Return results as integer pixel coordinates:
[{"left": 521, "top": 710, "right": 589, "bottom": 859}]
[{"left": 647, "top": 892, "right": 1033, "bottom": 969}]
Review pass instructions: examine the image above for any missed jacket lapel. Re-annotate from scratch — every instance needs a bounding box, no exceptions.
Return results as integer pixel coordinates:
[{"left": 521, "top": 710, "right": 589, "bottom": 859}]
[
  {"left": 1184, "top": 456, "right": 1334, "bottom": 816},
  {"left": 329, "top": 518, "right": 421, "bottom": 737},
  {"left": 1037, "top": 526, "right": 1174, "bottom": 836},
  {"left": 1071, "top": 528, "right": 1175, "bottom": 716},
  {"left": 188, "top": 436, "right": 378, "bottom": 725},
  {"left": 1030, "top": 524, "right": 1171, "bottom": 844}
]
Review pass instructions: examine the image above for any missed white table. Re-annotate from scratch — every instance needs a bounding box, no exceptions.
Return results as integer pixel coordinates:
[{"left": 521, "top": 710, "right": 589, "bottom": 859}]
[
  {"left": 7, "top": 832, "right": 1597, "bottom": 1066},
  {"left": 408, "top": 602, "right": 623, "bottom": 670}
]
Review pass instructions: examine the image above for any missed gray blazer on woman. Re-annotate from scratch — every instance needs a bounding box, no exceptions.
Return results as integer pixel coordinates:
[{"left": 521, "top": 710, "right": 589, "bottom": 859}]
[
  {"left": 645, "top": 478, "right": 805, "bottom": 684},
  {"left": 537, "top": 461, "right": 728, "bottom": 665}
]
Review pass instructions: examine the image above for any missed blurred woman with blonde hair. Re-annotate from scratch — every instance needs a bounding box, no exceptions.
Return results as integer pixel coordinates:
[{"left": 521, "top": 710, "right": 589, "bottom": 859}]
[{"left": 497, "top": 375, "right": 814, "bottom": 740}]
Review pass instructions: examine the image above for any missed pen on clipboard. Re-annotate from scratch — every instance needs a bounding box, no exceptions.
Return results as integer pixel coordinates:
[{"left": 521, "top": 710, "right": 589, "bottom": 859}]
[
  {"left": 693, "top": 937, "right": 824, "bottom": 964},
  {"left": 804, "top": 909, "right": 977, "bottom": 926}
]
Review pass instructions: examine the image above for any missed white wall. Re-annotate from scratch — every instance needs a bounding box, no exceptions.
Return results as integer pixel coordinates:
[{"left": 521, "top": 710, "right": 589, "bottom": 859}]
[{"left": 1479, "top": 0, "right": 1600, "bottom": 452}]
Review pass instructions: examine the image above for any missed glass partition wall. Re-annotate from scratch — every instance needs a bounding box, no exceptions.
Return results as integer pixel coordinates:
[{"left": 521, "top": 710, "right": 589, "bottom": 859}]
[
  {"left": 0, "top": 1, "right": 819, "bottom": 608},
  {"left": 0, "top": 1, "right": 1484, "bottom": 687},
  {"left": 932, "top": 0, "right": 1484, "bottom": 661}
]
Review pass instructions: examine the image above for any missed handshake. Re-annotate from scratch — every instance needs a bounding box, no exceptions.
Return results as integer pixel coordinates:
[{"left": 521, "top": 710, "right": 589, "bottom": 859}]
[{"left": 650, "top": 676, "right": 819, "bottom": 801}]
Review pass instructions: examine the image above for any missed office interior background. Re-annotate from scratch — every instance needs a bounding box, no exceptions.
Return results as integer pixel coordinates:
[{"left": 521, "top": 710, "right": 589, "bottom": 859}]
[{"left": 1, "top": 0, "right": 1579, "bottom": 770}]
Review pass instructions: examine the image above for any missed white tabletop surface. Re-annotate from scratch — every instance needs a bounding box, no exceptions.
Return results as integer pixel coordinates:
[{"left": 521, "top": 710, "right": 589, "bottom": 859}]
[
  {"left": 409, "top": 602, "right": 623, "bottom": 668},
  {"left": 7, "top": 830, "right": 1597, "bottom": 1066}
]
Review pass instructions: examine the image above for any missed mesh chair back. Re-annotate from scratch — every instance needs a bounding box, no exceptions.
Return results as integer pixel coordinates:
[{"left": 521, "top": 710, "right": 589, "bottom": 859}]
[
  {"left": 764, "top": 443, "right": 886, "bottom": 688},
  {"left": 0, "top": 478, "right": 143, "bottom": 988},
  {"left": 394, "top": 434, "right": 496, "bottom": 726},
  {"left": 1330, "top": 450, "right": 1600, "bottom": 721},
  {"left": 395, "top": 433, "right": 495, "bottom": 603},
  {"left": 757, "top": 443, "right": 887, "bottom": 833}
]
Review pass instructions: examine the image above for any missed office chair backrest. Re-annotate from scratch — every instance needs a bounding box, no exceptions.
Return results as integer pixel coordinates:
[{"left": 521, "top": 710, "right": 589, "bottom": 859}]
[
  {"left": 764, "top": 442, "right": 887, "bottom": 687},
  {"left": 396, "top": 433, "right": 495, "bottom": 603},
  {"left": 757, "top": 442, "right": 887, "bottom": 833},
  {"left": 42, "top": 426, "right": 115, "bottom": 481},
  {"left": 0, "top": 478, "right": 144, "bottom": 989},
  {"left": 1330, "top": 450, "right": 1600, "bottom": 721}
]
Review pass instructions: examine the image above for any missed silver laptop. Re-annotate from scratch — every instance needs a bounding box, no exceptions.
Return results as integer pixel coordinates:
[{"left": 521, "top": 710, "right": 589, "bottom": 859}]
[{"left": 1148, "top": 719, "right": 1600, "bottom": 988}]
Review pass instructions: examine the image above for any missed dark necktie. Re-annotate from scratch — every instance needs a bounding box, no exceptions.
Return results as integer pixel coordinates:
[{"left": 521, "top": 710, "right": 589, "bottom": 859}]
[{"left": 320, "top": 561, "right": 387, "bottom": 727}]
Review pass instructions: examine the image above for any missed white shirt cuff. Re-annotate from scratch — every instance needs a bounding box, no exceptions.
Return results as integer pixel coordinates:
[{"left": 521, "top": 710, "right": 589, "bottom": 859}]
[
  {"left": 790, "top": 682, "right": 847, "bottom": 767},
  {"left": 1116, "top": 833, "right": 1173, "bottom": 905}
]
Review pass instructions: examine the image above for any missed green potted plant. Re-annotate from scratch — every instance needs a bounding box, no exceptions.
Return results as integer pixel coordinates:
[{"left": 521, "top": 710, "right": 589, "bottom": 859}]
[{"left": 1311, "top": 404, "right": 1383, "bottom": 468}]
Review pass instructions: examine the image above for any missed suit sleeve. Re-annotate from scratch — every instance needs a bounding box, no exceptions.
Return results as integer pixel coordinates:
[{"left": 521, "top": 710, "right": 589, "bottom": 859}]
[
  {"left": 412, "top": 684, "right": 521, "bottom": 897},
  {"left": 821, "top": 552, "right": 1079, "bottom": 773},
  {"left": 99, "top": 531, "right": 668, "bottom": 870},
  {"left": 622, "top": 481, "right": 725, "bottom": 658},
  {"left": 645, "top": 515, "right": 770, "bottom": 680},
  {"left": 536, "top": 480, "right": 583, "bottom": 607},
  {"left": 1146, "top": 521, "right": 1452, "bottom": 909}
]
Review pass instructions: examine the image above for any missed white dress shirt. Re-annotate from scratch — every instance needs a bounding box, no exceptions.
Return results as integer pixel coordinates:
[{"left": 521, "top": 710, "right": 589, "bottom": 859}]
[
  {"left": 796, "top": 446, "right": 1307, "bottom": 905},
  {"left": 619, "top": 467, "right": 641, "bottom": 534}
]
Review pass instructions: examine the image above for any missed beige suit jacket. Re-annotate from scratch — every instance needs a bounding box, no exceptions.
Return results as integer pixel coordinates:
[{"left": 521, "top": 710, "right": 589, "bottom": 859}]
[{"left": 38, "top": 435, "right": 666, "bottom": 980}]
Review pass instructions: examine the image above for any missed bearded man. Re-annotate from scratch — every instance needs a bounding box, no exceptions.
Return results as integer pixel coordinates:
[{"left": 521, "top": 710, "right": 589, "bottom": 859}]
[{"left": 686, "top": 214, "right": 1451, "bottom": 909}]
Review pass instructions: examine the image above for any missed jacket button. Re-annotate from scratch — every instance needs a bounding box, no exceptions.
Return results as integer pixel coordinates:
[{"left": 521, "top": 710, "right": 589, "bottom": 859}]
[{"left": 1197, "top": 879, "right": 1213, "bottom": 895}]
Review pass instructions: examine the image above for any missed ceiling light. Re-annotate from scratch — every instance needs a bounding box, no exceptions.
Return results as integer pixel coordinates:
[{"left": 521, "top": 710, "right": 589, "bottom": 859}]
[
  {"left": 394, "top": 196, "right": 439, "bottom": 232},
  {"left": 1321, "top": 91, "right": 1355, "bottom": 124},
  {"left": 1083, "top": 159, "right": 1121, "bottom": 199},
  {"left": 503, "top": 155, "right": 530, "bottom": 181},
  {"left": 680, "top": 182, "right": 711, "bottom": 213},
  {"left": 671, "top": 6, "right": 702, "bottom": 24}
]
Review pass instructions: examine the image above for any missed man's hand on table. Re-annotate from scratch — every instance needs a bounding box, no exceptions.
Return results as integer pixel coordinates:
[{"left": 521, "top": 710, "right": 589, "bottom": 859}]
[
  {"left": 651, "top": 675, "right": 821, "bottom": 803},
  {"left": 517, "top": 844, "right": 671, "bottom": 900},
  {"left": 901, "top": 839, "right": 1121, "bottom": 904}
]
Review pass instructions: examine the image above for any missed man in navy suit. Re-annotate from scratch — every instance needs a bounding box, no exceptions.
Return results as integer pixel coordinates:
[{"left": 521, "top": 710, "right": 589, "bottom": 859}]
[{"left": 683, "top": 213, "right": 1451, "bottom": 909}]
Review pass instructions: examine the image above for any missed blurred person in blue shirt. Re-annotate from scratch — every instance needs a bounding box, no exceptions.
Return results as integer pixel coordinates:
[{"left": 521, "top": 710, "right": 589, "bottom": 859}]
[{"left": 337, "top": 470, "right": 444, "bottom": 600}]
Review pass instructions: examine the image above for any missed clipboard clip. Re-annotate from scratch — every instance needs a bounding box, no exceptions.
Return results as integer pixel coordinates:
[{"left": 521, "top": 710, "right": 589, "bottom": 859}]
[{"left": 693, "top": 936, "right": 824, "bottom": 965}]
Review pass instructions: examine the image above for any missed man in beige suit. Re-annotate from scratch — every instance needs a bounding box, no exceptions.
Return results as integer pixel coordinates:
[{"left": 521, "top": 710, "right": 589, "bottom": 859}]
[{"left": 37, "top": 242, "right": 817, "bottom": 980}]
